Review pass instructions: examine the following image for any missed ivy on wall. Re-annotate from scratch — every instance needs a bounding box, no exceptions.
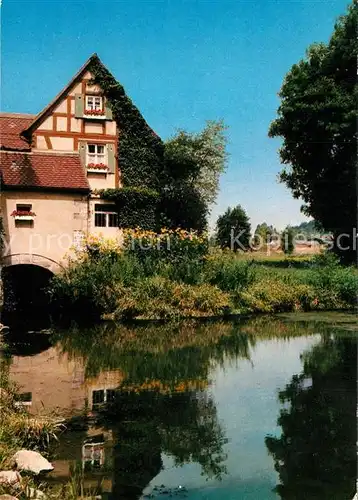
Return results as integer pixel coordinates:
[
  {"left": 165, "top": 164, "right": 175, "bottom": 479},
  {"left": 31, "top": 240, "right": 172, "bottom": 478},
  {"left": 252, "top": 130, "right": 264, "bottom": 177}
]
[
  {"left": 100, "top": 187, "right": 159, "bottom": 230},
  {"left": 89, "top": 56, "right": 164, "bottom": 191}
]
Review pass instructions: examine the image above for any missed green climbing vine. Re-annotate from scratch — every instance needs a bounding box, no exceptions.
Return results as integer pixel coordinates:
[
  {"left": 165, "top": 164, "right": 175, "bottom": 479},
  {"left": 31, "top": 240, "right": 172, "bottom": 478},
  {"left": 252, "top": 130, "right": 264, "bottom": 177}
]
[
  {"left": 100, "top": 187, "right": 159, "bottom": 230},
  {"left": 89, "top": 56, "right": 164, "bottom": 191}
]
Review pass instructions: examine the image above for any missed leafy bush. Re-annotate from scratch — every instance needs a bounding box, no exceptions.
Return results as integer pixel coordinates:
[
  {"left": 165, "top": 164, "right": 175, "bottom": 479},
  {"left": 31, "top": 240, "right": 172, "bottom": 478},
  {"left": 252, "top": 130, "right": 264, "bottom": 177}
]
[
  {"left": 239, "top": 279, "right": 315, "bottom": 313},
  {"left": 205, "top": 254, "right": 256, "bottom": 292},
  {"left": 123, "top": 227, "right": 209, "bottom": 282},
  {"left": 49, "top": 253, "right": 144, "bottom": 317},
  {"left": 113, "top": 277, "right": 232, "bottom": 320},
  {"left": 306, "top": 257, "right": 358, "bottom": 308}
]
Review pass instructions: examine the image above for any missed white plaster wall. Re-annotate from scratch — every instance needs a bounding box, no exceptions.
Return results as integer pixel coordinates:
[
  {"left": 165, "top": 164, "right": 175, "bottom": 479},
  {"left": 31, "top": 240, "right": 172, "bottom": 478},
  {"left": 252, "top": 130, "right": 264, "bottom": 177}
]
[{"left": 50, "top": 137, "right": 74, "bottom": 151}]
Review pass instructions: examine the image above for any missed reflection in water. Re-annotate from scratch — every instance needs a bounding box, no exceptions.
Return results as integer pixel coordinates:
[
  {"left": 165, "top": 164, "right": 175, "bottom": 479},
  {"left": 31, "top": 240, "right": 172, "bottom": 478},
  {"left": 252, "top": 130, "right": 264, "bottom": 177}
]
[
  {"left": 5, "top": 315, "right": 357, "bottom": 499},
  {"left": 265, "top": 334, "right": 357, "bottom": 500}
]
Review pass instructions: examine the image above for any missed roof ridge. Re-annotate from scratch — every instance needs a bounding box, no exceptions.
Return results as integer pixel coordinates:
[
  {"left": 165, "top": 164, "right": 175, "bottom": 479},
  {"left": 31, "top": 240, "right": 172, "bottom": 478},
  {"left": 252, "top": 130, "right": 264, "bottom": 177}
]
[
  {"left": 0, "top": 113, "right": 36, "bottom": 118},
  {"left": 1, "top": 150, "right": 80, "bottom": 156},
  {"left": 23, "top": 53, "right": 102, "bottom": 135}
]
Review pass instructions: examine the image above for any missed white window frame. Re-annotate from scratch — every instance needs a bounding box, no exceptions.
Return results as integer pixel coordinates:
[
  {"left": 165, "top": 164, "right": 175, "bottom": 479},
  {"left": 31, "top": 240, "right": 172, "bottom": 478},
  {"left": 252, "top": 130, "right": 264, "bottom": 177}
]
[
  {"left": 14, "top": 392, "right": 32, "bottom": 407},
  {"left": 85, "top": 95, "right": 103, "bottom": 112},
  {"left": 82, "top": 441, "right": 105, "bottom": 470},
  {"left": 87, "top": 143, "right": 106, "bottom": 166},
  {"left": 94, "top": 204, "right": 118, "bottom": 228}
]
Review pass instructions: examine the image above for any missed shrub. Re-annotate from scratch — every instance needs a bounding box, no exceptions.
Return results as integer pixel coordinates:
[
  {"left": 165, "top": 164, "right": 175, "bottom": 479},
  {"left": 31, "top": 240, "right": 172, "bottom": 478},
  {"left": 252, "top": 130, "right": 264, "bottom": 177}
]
[
  {"left": 239, "top": 279, "right": 315, "bottom": 313},
  {"left": 306, "top": 263, "right": 358, "bottom": 308},
  {"left": 49, "top": 252, "right": 144, "bottom": 318},
  {"left": 113, "top": 277, "right": 232, "bottom": 320},
  {"left": 205, "top": 254, "right": 256, "bottom": 292},
  {"left": 124, "top": 227, "right": 208, "bottom": 262}
]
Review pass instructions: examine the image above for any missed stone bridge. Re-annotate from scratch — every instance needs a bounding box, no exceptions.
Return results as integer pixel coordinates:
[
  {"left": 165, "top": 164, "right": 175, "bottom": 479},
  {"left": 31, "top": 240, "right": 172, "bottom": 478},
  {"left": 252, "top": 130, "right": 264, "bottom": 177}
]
[{"left": 0, "top": 253, "right": 64, "bottom": 274}]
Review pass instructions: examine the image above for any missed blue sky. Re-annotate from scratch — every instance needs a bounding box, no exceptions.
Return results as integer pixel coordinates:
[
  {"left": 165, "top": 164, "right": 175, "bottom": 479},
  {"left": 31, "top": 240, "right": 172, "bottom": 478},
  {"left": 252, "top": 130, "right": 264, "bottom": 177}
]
[{"left": 2, "top": 0, "right": 350, "bottom": 231}]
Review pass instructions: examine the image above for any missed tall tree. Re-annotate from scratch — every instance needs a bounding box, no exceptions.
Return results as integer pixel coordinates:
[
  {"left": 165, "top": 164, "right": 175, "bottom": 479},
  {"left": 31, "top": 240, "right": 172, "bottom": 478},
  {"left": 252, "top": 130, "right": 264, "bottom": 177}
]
[
  {"left": 281, "top": 226, "right": 295, "bottom": 254},
  {"left": 161, "top": 120, "right": 228, "bottom": 230},
  {"left": 254, "top": 222, "right": 276, "bottom": 247},
  {"left": 269, "top": 2, "right": 357, "bottom": 263},
  {"left": 216, "top": 205, "right": 251, "bottom": 251}
]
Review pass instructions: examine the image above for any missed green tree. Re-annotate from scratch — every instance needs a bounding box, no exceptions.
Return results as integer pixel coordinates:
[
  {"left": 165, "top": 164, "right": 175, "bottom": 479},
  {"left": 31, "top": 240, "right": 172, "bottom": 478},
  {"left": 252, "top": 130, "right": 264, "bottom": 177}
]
[
  {"left": 281, "top": 226, "right": 295, "bottom": 254},
  {"left": 269, "top": 2, "right": 357, "bottom": 263},
  {"left": 216, "top": 205, "right": 251, "bottom": 251},
  {"left": 161, "top": 120, "right": 228, "bottom": 231},
  {"left": 253, "top": 222, "right": 276, "bottom": 247}
]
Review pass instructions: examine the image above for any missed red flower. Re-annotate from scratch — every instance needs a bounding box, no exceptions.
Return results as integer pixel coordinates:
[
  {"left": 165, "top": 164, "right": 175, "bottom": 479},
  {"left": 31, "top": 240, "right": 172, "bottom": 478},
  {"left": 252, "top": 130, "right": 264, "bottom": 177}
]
[{"left": 11, "top": 210, "right": 36, "bottom": 217}]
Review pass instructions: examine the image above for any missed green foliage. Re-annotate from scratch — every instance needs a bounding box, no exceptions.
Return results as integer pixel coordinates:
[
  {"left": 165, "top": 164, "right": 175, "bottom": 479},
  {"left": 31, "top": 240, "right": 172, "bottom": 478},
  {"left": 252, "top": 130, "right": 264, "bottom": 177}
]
[
  {"left": 253, "top": 222, "right": 277, "bottom": 247},
  {"left": 269, "top": 3, "right": 357, "bottom": 262},
  {"left": 158, "top": 183, "right": 208, "bottom": 231},
  {"left": 113, "top": 276, "right": 232, "bottom": 320},
  {"left": 49, "top": 253, "right": 145, "bottom": 317},
  {"left": 123, "top": 228, "right": 209, "bottom": 273},
  {"left": 164, "top": 120, "right": 228, "bottom": 205},
  {"left": 49, "top": 242, "right": 358, "bottom": 320},
  {"left": 89, "top": 56, "right": 164, "bottom": 190},
  {"left": 281, "top": 226, "right": 295, "bottom": 254},
  {"left": 205, "top": 254, "right": 256, "bottom": 292},
  {"left": 306, "top": 254, "right": 358, "bottom": 307},
  {"left": 216, "top": 205, "right": 251, "bottom": 251},
  {"left": 290, "top": 219, "right": 322, "bottom": 238},
  {"left": 239, "top": 279, "right": 314, "bottom": 313},
  {"left": 90, "top": 56, "right": 227, "bottom": 230},
  {"left": 265, "top": 336, "right": 356, "bottom": 499},
  {"left": 100, "top": 187, "right": 159, "bottom": 230}
]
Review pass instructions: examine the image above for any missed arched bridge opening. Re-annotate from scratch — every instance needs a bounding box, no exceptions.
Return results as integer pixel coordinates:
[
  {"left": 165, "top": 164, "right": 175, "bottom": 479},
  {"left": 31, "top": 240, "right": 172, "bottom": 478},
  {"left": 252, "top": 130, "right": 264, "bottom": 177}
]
[{"left": 0, "top": 254, "right": 63, "bottom": 330}]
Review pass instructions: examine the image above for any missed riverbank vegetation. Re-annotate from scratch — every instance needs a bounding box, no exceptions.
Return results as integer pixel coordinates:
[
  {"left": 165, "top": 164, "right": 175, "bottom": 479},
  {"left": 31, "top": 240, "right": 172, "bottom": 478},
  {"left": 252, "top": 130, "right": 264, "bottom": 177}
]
[
  {"left": 49, "top": 231, "right": 358, "bottom": 322},
  {"left": 0, "top": 352, "right": 105, "bottom": 499}
]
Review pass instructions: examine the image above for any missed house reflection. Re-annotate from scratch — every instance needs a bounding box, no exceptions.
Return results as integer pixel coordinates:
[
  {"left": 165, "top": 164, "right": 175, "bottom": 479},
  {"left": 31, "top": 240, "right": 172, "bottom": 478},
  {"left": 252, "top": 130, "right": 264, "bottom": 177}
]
[
  {"left": 8, "top": 340, "right": 225, "bottom": 499},
  {"left": 9, "top": 345, "right": 124, "bottom": 498}
]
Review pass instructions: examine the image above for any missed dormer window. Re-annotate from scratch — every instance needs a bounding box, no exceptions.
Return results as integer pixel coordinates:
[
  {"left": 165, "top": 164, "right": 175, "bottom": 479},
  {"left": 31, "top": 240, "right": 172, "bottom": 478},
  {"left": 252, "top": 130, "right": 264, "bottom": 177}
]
[{"left": 85, "top": 95, "right": 104, "bottom": 116}]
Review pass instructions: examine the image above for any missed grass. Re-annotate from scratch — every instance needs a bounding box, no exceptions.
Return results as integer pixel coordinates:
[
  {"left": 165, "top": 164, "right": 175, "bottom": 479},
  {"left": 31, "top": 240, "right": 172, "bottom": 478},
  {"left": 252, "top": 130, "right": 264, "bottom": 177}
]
[{"left": 49, "top": 247, "right": 358, "bottom": 321}]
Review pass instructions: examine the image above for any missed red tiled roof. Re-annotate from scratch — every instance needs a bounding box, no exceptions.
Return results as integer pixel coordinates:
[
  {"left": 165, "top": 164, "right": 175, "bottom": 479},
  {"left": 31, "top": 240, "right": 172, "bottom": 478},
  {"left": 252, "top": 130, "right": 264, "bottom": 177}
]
[
  {"left": 0, "top": 114, "right": 35, "bottom": 151},
  {"left": 0, "top": 152, "right": 90, "bottom": 192}
]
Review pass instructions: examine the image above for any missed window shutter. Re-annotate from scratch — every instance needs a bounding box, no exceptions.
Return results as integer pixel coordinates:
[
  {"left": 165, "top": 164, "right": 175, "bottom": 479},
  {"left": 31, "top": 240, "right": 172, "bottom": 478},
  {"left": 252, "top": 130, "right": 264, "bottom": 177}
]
[
  {"left": 79, "top": 141, "right": 87, "bottom": 166},
  {"left": 105, "top": 99, "right": 113, "bottom": 120},
  {"left": 107, "top": 144, "right": 115, "bottom": 174},
  {"left": 75, "top": 94, "right": 84, "bottom": 118}
]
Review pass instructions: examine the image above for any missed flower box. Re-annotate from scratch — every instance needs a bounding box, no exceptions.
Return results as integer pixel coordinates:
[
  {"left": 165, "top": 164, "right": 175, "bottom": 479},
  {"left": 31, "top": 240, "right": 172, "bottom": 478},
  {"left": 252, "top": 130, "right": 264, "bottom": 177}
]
[
  {"left": 84, "top": 109, "right": 106, "bottom": 119},
  {"left": 11, "top": 210, "right": 36, "bottom": 221},
  {"left": 14, "top": 215, "right": 35, "bottom": 221},
  {"left": 87, "top": 163, "right": 108, "bottom": 174}
]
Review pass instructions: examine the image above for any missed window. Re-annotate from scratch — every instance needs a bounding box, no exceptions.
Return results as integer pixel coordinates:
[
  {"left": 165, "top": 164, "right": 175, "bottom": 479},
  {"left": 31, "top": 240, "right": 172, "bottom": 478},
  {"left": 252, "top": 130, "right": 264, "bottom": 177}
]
[
  {"left": 11, "top": 204, "right": 35, "bottom": 222},
  {"left": 82, "top": 437, "right": 105, "bottom": 470},
  {"left": 94, "top": 204, "right": 118, "bottom": 228},
  {"left": 87, "top": 144, "right": 106, "bottom": 165},
  {"left": 14, "top": 392, "right": 32, "bottom": 407},
  {"left": 92, "top": 389, "right": 116, "bottom": 408},
  {"left": 85, "top": 95, "right": 103, "bottom": 111},
  {"left": 17, "top": 204, "right": 32, "bottom": 212}
]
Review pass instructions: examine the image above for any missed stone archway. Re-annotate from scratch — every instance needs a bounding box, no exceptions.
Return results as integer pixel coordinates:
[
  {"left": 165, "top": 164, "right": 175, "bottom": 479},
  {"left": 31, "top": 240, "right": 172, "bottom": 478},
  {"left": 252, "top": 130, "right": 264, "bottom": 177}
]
[
  {"left": 1, "top": 253, "right": 64, "bottom": 274},
  {"left": 0, "top": 256, "right": 62, "bottom": 330}
]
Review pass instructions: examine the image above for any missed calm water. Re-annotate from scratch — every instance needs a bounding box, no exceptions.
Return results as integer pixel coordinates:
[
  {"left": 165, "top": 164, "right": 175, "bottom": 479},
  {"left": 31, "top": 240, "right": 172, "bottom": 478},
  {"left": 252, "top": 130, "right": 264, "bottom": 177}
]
[{"left": 4, "top": 312, "right": 357, "bottom": 499}]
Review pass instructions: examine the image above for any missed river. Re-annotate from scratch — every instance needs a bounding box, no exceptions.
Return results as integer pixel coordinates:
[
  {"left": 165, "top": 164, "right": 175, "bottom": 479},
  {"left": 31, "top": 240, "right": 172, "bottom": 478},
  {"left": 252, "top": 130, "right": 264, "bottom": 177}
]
[{"left": 4, "top": 312, "right": 357, "bottom": 499}]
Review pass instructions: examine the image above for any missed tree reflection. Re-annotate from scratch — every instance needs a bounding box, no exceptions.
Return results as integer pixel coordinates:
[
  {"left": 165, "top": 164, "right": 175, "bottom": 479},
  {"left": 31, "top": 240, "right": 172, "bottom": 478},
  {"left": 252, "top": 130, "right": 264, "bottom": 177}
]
[
  {"left": 54, "top": 321, "right": 247, "bottom": 496},
  {"left": 96, "top": 389, "right": 228, "bottom": 498},
  {"left": 265, "top": 334, "right": 357, "bottom": 500}
]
